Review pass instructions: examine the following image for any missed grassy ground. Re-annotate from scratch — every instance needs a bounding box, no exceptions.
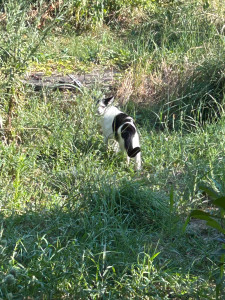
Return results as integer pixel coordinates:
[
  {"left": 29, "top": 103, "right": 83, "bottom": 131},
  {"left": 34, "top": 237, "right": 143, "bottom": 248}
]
[{"left": 0, "top": 0, "right": 225, "bottom": 299}]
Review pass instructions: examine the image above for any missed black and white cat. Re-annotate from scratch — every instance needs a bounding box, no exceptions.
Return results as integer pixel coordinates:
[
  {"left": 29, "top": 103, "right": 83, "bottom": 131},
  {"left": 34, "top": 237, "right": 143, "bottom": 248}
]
[{"left": 97, "top": 96, "right": 141, "bottom": 170}]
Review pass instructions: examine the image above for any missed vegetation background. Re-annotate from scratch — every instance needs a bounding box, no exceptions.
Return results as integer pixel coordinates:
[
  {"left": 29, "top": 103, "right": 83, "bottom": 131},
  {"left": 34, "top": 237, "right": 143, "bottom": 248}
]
[{"left": 0, "top": 0, "right": 225, "bottom": 299}]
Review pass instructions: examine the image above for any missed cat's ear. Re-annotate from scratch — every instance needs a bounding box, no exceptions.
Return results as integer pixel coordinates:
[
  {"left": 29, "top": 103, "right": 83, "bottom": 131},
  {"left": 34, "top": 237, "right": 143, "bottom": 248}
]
[{"left": 103, "top": 96, "right": 114, "bottom": 106}]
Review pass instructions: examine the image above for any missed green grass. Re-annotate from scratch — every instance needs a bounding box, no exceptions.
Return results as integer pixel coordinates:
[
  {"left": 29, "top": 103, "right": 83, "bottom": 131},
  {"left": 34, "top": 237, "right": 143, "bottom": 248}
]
[
  {"left": 0, "top": 0, "right": 225, "bottom": 299},
  {"left": 0, "top": 88, "right": 224, "bottom": 298}
]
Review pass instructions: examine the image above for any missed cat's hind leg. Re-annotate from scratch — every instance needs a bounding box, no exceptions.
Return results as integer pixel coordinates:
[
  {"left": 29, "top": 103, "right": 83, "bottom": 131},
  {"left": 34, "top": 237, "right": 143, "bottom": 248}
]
[{"left": 135, "top": 152, "right": 141, "bottom": 171}]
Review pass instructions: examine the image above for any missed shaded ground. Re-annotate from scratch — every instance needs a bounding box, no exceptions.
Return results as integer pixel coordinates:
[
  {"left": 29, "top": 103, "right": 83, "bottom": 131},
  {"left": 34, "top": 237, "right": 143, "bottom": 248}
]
[{"left": 24, "top": 68, "right": 122, "bottom": 92}]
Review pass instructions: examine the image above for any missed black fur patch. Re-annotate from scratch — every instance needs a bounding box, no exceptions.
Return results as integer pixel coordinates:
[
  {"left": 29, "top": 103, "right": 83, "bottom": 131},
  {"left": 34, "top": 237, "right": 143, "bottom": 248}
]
[
  {"left": 128, "top": 147, "right": 141, "bottom": 158},
  {"left": 121, "top": 123, "right": 136, "bottom": 138},
  {"left": 112, "top": 113, "right": 140, "bottom": 158},
  {"left": 112, "top": 113, "right": 132, "bottom": 139},
  {"left": 103, "top": 96, "right": 114, "bottom": 106},
  {"left": 121, "top": 123, "right": 140, "bottom": 158}
]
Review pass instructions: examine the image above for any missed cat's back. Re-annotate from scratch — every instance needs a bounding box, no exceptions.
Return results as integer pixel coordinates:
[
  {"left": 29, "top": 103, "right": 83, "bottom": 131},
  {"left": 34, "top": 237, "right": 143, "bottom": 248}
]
[
  {"left": 101, "top": 106, "right": 121, "bottom": 136},
  {"left": 103, "top": 106, "right": 121, "bottom": 123}
]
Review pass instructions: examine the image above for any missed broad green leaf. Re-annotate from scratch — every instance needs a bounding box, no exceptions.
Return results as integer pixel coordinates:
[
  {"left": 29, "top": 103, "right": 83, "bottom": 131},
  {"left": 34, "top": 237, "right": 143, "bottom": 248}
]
[
  {"left": 189, "top": 209, "right": 212, "bottom": 218},
  {"left": 206, "top": 220, "right": 225, "bottom": 235},
  {"left": 183, "top": 210, "right": 210, "bottom": 232},
  {"left": 213, "top": 197, "right": 225, "bottom": 210},
  {"left": 189, "top": 210, "right": 225, "bottom": 234},
  {"left": 198, "top": 182, "right": 220, "bottom": 200}
]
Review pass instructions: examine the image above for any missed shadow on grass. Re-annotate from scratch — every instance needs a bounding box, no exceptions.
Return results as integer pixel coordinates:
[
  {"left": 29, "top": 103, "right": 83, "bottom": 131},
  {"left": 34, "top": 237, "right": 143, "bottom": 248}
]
[{"left": 0, "top": 177, "right": 217, "bottom": 299}]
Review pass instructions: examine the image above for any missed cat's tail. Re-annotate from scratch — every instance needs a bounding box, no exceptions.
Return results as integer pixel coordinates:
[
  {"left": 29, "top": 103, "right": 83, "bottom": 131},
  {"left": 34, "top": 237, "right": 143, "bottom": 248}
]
[
  {"left": 127, "top": 147, "right": 141, "bottom": 158},
  {"left": 121, "top": 124, "right": 141, "bottom": 158}
]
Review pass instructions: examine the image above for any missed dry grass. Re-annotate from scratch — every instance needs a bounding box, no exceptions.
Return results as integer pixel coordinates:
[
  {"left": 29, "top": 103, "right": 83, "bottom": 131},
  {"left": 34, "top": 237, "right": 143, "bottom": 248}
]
[{"left": 116, "top": 61, "right": 193, "bottom": 106}]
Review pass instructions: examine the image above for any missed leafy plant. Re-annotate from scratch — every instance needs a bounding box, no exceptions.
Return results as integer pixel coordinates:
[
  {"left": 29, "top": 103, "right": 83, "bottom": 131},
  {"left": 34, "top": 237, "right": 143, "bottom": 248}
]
[{"left": 184, "top": 179, "right": 225, "bottom": 299}]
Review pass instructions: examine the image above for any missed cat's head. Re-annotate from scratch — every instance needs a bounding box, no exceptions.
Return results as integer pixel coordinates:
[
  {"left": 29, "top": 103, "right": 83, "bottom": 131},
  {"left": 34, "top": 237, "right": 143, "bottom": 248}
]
[{"left": 97, "top": 96, "right": 114, "bottom": 115}]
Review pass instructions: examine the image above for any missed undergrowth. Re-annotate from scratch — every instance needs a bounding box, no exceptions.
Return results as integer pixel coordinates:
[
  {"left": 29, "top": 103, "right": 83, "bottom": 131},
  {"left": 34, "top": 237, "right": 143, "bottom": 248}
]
[{"left": 0, "top": 0, "right": 225, "bottom": 299}]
